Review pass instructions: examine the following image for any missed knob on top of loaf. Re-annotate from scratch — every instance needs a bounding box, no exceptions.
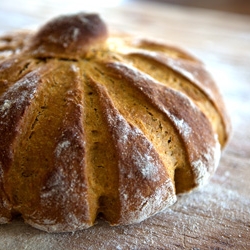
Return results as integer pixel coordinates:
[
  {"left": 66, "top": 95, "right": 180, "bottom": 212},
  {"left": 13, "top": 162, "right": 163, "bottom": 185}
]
[{"left": 0, "top": 12, "right": 230, "bottom": 232}]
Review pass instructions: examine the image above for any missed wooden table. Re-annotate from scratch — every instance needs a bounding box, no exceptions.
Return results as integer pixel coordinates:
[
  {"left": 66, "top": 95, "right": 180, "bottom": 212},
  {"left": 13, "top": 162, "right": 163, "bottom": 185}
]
[{"left": 0, "top": 1, "right": 250, "bottom": 249}]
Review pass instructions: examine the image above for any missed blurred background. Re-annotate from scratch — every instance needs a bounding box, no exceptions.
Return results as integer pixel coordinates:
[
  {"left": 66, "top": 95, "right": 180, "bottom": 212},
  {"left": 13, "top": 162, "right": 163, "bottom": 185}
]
[
  {"left": 1, "top": 0, "right": 250, "bottom": 34},
  {"left": 134, "top": 0, "right": 250, "bottom": 15}
]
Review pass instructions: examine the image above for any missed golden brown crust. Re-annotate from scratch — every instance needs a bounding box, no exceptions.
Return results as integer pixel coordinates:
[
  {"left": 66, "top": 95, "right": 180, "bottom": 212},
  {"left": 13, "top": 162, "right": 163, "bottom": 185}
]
[
  {"left": 27, "top": 13, "right": 108, "bottom": 60},
  {"left": 93, "top": 80, "right": 176, "bottom": 224},
  {"left": 0, "top": 13, "right": 230, "bottom": 232},
  {"left": 122, "top": 42, "right": 230, "bottom": 147},
  {"left": 102, "top": 62, "right": 219, "bottom": 188}
]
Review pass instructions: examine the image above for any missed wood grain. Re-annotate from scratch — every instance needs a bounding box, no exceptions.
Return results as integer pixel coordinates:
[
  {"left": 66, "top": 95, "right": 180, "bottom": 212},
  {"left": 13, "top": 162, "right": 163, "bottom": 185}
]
[{"left": 0, "top": 1, "right": 250, "bottom": 249}]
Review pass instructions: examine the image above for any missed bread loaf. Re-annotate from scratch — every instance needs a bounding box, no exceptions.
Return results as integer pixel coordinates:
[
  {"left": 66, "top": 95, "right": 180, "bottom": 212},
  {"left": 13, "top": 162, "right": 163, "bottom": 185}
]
[{"left": 0, "top": 13, "right": 230, "bottom": 232}]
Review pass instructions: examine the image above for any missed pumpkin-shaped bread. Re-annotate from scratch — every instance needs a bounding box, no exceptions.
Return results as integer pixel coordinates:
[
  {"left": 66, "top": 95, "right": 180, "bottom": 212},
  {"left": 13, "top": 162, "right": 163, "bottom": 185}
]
[{"left": 0, "top": 13, "right": 230, "bottom": 232}]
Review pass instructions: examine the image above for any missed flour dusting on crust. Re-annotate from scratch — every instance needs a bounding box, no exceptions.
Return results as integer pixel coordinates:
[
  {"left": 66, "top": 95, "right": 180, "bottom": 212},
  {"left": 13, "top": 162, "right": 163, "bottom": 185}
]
[
  {"left": 107, "top": 61, "right": 220, "bottom": 191},
  {"left": 55, "top": 140, "right": 71, "bottom": 158},
  {"left": 192, "top": 135, "right": 221, "bottom": 187},
  {"left": 164, "top": 109, "right": 192, "bottom": 139},
  {"left": 97, "top": 82, "right": 176, "bottom": 224},
  {"left": 0, "top": 71, "right": 39, "bottom": 122}
]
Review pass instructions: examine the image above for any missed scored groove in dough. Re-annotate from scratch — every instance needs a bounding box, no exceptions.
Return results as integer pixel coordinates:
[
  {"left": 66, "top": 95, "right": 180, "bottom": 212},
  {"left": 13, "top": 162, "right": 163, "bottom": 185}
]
[
  {"left": 124, "top": 52, "right": 226, "bottom": 145},
  {"left": 88, "top": 61, "right": 193, "bottom": 194}
]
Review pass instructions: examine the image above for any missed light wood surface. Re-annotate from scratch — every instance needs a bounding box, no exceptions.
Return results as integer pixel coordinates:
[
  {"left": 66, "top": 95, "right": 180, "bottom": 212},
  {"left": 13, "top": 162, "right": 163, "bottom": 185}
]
[{"left": 0, "top": 1, "right": 250, "bottom": 249}]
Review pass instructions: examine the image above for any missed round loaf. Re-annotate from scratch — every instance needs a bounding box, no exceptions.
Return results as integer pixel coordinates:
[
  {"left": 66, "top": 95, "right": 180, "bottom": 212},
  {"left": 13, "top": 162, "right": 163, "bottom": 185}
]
[{"left": 0, "top": 13, "right": 230, "bottom": 232}]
